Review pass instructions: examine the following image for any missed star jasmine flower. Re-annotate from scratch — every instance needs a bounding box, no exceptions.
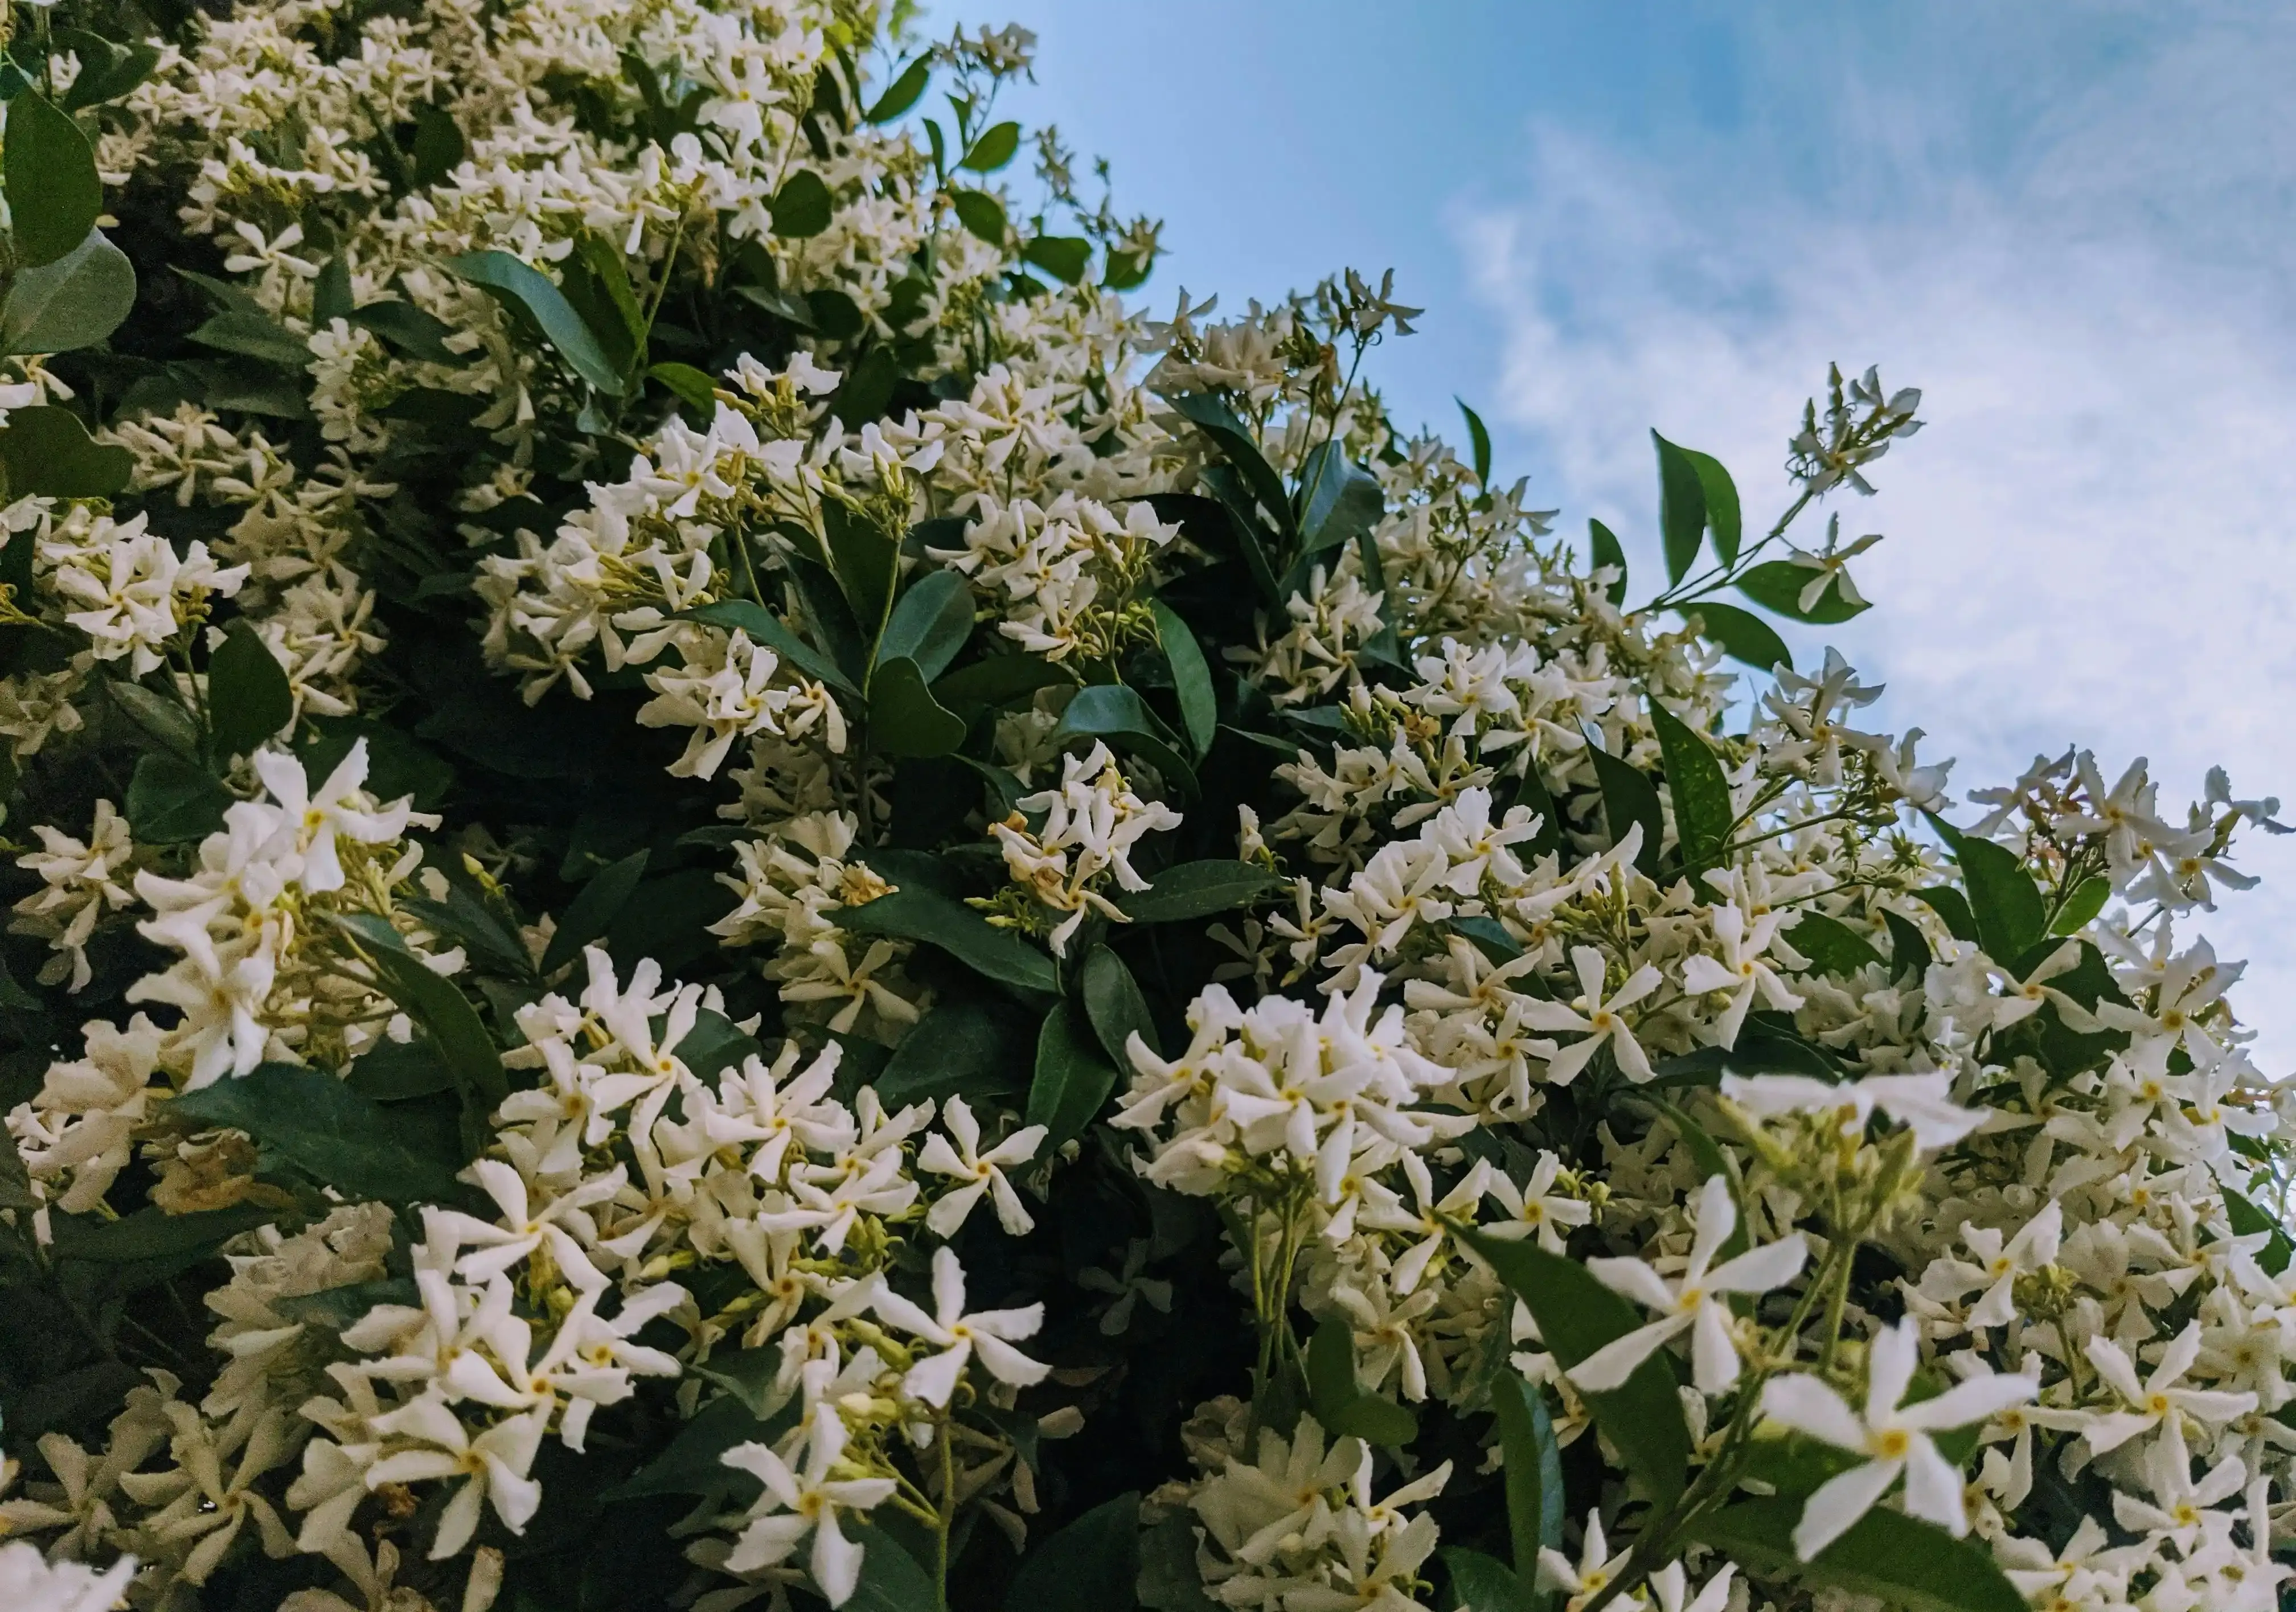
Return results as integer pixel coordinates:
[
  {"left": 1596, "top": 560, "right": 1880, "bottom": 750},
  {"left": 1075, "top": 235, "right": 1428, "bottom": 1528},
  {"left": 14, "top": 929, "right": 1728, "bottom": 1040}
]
[
  {"left": 870, "top": 1246, "right": 1051, "bottom": 1405},
  {"left": 1519, "top": 944, "right": 1664, "bottom": 1084},
  {"left": 2080, "top": 1322, "right": 2258, "bottom": 1454},
  {"left": 720, "top": 1414, "right": 898, "bottom": 1607},
  {"left": 919, "top": 1096, "right": 1047, "bottom": 1237},
  {"left": 1719, "top": 1069, "right": 1986, "bottom": 1151},
  {"left": 1679, "top": 901, "right": 1806, "bottom": 1048}
]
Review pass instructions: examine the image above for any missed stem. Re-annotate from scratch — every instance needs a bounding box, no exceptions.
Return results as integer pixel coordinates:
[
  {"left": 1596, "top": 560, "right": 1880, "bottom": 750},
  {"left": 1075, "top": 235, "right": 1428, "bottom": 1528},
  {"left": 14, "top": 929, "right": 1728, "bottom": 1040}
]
[{"left": 934, "top": 1417, "right": 955, "bottom": 1611}]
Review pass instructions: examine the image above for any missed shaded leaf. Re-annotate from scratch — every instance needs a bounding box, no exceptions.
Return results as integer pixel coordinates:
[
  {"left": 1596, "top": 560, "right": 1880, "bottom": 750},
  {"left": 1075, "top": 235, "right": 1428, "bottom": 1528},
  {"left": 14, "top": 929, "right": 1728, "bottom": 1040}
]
[
  {"left": 840, "top": 885, "right": 1057, "bottom": 994},
  {"left": 1003, "top": 1492, "right": 1139, "bottom": 1612},
  {"left": 1457, "top": 397, "right": 1493, "bottom": 485},
  {"left": 170, "top": 1061, "right": 466, "bottom": 1203},
  {"left": 1168, "top": 392, "right": 1296, "bottom": 545},
  {"left": 1587, "top": 518, "right": 1627, "bottom": 607},
  {"left": 1053, "top": 683, "right": 1198, "bottom": 799},
  {"left": 126, "top": 753, "right": 230, "bottom": 843},
  {"left": 1022, "top": 233, "right": 1090, "bottom": 284},
  {"left": 870, "top": 655, "right": 966, "bottom": 757},
  {"left": 2, "top": 229, "right": 136, "bottom": 355},
  {"left": 449, "top": 250, "right": 626, "bottom": 395},
  {"left": 1491, "top": 1372, "right": 1564, "bottom": 1601},
  {"left": 865, "top": 56, "right": 932, "bottom": 123},
  {"left": 1736, "top": 560, "right": 1868, "bottom": 624},
  {"left": 770, "top": 169, "right": 833, "bottom": 237},
  {"left": 1028, "top": 1000, "right": 1118, "bottom": 1151},
  {"left": 961, "top": 121, "right": 1022, "bottom": 172},
  {"left": 681, "top": 597, "right": 859, "bottom": 698},
  {"left": 875, "top": 569, "right": 974, "bottom": 682},
  {"left": 0, "top": 405, "right": 131, "bottom": 498},
  {"left": 1307, "top": 1315, "right": 1418, "bottom": 1447},
  {"left": 876, "top": 996, "right": 1035, "bottom": 1107},
  {"left": 648, "top": 360, "right": 718, "bottom": 412},
  {"left": 1082, "top": 944, "right": 1154, "bottom": 1070},
  {"left": 1653, "top": 430, "right": 1707, "bottom": 585},
  {"left": 335, "top": 912, "right": 508, "bottom": 1109},
  {"left": 5, "top": 92, "right": 99, "bottom": 268},
  {"left": 542, "top": 848, "right": 649, "bottom": 977},
  {"left": 188, "top": 310, "right": 310, "bottom": 368},
  {"left": 950, "top": 187, "right": 1007, "bottom": 245},
  {"left": 1297, "top": 444, "right": 1385, "bottom": 556},
  {"left": 933, "top": 652, "right": 1071, "bottom": 714},
  {"left": 1117, "top": 860, "right": 1285, "bottom": 924},
  {"left": 1687, "top": 1497, "right": 2025, "bottom": 1612},
  {"left": 1687, "top": 600, "right": 1791, "bottom": 673},
  {"left": 1686, "top": 448, "right": 1741, "bottom": 567},
  {"left": 1648, "top": 698, "right": 1732, "bottom": 880},
  {"left": 1789, "top": 912, "right": 1885, "bottom": 977},
  {"left": 2050, "top": 875, "right": 2110, "bottom": 937},
  {"left": 1151, "top": 599, "right": 1217, "bottom": 758},
  {"left": 207, "top": 621, "right": 294, "bottom": 758},
  {"left": 1586, "top": 741, "right": 1663, "bottom": 877},
  {"left": 1954, "top": 835, "right": 2048, "bottom": 963}
]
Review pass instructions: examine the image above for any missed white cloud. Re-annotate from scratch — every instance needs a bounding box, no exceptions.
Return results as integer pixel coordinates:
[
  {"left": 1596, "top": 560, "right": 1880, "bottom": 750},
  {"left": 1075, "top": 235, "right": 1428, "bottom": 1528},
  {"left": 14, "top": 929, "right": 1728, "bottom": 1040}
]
[{"left": 1460, "top": 104, "right": 2296, "bottom": 1056}]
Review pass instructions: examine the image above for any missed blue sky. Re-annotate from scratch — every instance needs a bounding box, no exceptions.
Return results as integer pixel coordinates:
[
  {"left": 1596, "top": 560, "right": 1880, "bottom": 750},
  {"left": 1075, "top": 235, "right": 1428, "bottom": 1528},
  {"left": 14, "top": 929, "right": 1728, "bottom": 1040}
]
[{"left": 952, "top": 1, "right": 2296, "bottom": 1053}]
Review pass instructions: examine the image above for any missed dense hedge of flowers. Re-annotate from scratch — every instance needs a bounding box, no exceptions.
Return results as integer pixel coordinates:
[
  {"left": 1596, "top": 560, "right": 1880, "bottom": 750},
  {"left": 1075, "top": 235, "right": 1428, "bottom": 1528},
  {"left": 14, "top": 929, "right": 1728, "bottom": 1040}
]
[{"left": 0, "top": 3, "right": 2289, "bottom": 1611}]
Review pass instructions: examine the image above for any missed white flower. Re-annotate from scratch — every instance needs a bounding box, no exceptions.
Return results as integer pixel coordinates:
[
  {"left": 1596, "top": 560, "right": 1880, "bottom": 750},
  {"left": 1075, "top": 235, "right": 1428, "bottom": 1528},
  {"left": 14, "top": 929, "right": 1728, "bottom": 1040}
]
[
  {"left": 720, "top": 1414, "right": 898, "bottom": 1607},
  {"left": 919, "top": 1096, "right": 1047, "bottom": 1237},
  {"left": 1572, "top": 1175, "right": 1809, "bottom": 1395},
  {"left": 870, "top": 1246, "right": 1051, "bottom": 1405},
  {"left": 1679, "top": 902, "right": 1805, "bottom": 1048},
  {"left": 0, "top": 1542, "right": 136, "bottom": 1612},
  {"left": 361, "top": 1400, "right": 548, "bottom": 1560},
  {"left": 1760, "top": 1320, "right": 2036, "bottom": 1558},
  {"left": 1719, "top": 1069, "right": 1985, "bottom": 1151},
  {"left": 1536, "top": 1509, "right": 1631, "bottom": 1611},
  {"left": 2080, "top": 1322, "right": 2259, "bottom": 1454},
  {"left": 1518, "top": 944, "right": 1664, "bottom": 1084}
]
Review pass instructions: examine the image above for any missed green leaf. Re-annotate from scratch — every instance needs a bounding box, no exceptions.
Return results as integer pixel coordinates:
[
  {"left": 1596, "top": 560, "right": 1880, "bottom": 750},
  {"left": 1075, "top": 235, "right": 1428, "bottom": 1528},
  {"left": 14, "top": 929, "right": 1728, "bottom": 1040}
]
[
  {"left": 55, "top": 32, "right": 161, "bottom": 111},
  {"left": 1027, "top": 1000, "right": 1118, "bottom": 1151},
  {"left": 1082, "top": 944, "right": 1154, "bottom": 1070},
  {"left": 606, "top": 1392, "right": 781, "bottom": 1502},
  {"left": 950, "top": 187, "right": 1007, "bottom": 245},
  {"left": 312, "top": 256, "right": 354, "bottom": 323},
  {"left": 5, "top": 92, "right": 100, "bottom": 268},
  {"left": 932, "top": 652, "right": 1071, "bottom": 715},
  {"left": 2050, "top": 875, "right": 2110, "bottom": 936},
  {"left": 542, "top": 848, "right": 649, "bottom": 977},
  {"left": 50, "top": 1203, "right": 276, "bottom": 1264},
  {"left": 1022, "top": 233, "right": 1090, "bottom": 285},
  {"left": 449, "top": 249, "right": 626, "bottom": 395},
  {"left": 1003, "top": 1492, "right": 1140, "bottom": 1612},
  {"left": 1736, "top": 560, "right": 1869, "bottom": 625},
  {"left": 1446, "top": 915, "right": 1525, "bottom": 967},
  {"left": 1686, "top": 448, "right": 1741, "bottom": 567},
  {"left": 1139, "top": 1511, "right": 1218, "bottom": 1612},
  {"left": 1441, "top": 1548, "right": 1534, "bottom": 1612},
  {"left": 0, "top": 406, "right": 130, "bottom": 498},
  {"left": 1117, "top": 860, "right": 1285, "bottom": 924},
  {"left": 870, "top": 656, "right": 966, "bottom": 757},
  {"left": 1104, "top": 246, "right": 1153, "bottom": 291},
  {"left": 409, "top": 102, "right": 466, "bottom": 187},
  {"left": 1168, "top": 392, "right": 1295, "bottom": 545},
  {"left": 1647, "top": 698, "right": 1732, "bottom": 879},
  {"left": 169, "top": 1061, "right": 466, "bottom": 1204},
  {"left": 825, "top": 498, "right": 900, "bottom": 650},
  {"left": 1151, "top": 600, "right": 1217, "bottom": 759},
  {"left": 1789, "top": 911, "right": 1886, "bottom": 977},
  {"left": 961, "top": 120, "right": 1022, "bottom": 172},
  {"left": 1586, "top": 740, "right": 1663, "bottom": 877},
  {"left": 865, "top": 56, "right": 932, "bottom": 123},
  {"left": 769, "top": 169, "right": 833, "bottom": 237},
  {"left": 1653, "top": 430, "right": 1708, "bottom": 585},
  {"left": 1687, "top": 600, "right": 1791, "bottom": 673},
  {"left": 1491, "top": 1372, "right": 1564, "bottom": 1601},
  {"left": 2, "top": 228, "right": 135, "bottom": 355},
  {"left": 1456, "top": 397, "right": 1493, "bottom": 485},
  {"left": 1954, "top": 835, "right": 2048, "bottom": 963},
  {"left": 680, "top": 597, "right": 860, "bottom": 698},
  {"left": 207, "top": 622, "right": 294, "bottom": 757},
  {"left": 1687, "top": 1497, "right": 2026, "bottom": 1612},
  {"left": 840, "top": 885, "right": 1058, "bottom": 994},
  {"left": 846, "top": 1523, "right": 941, "bottom": 1612},
  {"left": 1912, "top": 885, "right": 1979, "bottom": 945},
  {"left": 647, "top": 361, "right": 717, "bottom": 412},
  {"left": 1297, "top": 445, "right": 1386, "bottom": 556},
  {"left": 1586, "top": 518, "right": 1627, "bottom": 607},
  {"left": 1306, "top": 1315, "right": 1418, "bottom": 1447},
  {"left": 2222, "top": 1188, "right": 2294, "bottom": 1277},
  {"left": 126, "top": 752, "right": 231, "bottom": 843},
  {"left": 876, "top": 997, "right": 1035, "bottom": 1108},
  {"left": 1459, "top": 1226, "right": 1691, "bottom": 1508},
  {"left": 1053, "top": 684, "right": 1198, "bottom": 799},
  {"left": 1883, "top": 908, "right": 1933, "bottom": 981},
  {"left": 875, "top": 569, "right": 974, "bottom": 682},
  {"left": 348, "top": 298, "right": 461, "bottom": 364},
  {"left": 187, "top": 310, "right": 311, "bottom": 369},
  {"left": 108, "top": 681, "right": 200, "bottom": 760},
  {"left": 345, "top": 1037, "right": 458, "bottom": 1102},
  {"left": 334, "top": 912, "right": 508, "bottom": 1109}
]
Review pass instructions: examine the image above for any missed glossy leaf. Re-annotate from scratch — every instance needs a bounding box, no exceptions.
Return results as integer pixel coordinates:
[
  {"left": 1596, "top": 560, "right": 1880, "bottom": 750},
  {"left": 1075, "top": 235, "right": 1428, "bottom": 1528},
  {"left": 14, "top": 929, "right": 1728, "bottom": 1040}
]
[
  {"left": 188, "top": 310, "right": 311, "bottom": 369},
  {"left": 1789, "top": 911, "right": 1885, "bottom": 977},
  {"left": 960, "top": 120, "right": 1022, "bottom": 172},
  {"left": 865, "top": 56, "right": 931, "bottom": 122},
  {"left": 1003, "top": 1492, "right": 1139, "bottom": 1612},
  {"left": 825, "top": 499, "right": 900, "bottom": 648},
  {"left": 449, "top": 249, "right": 626, "bottom": 395},
  {"left": 55, "top": 31, "right": 162, "bottom": 111},
  {"left": 875, "top": 569, "right": 974, "bottom": 681},
  {"left": 1456, "top": 397, "right": 1493, "bottom": 485},
  {"left": 770, "top": 169, "right": 833, "bottom": 237},
  {"left": 1491, "top": 1372, "right": 1564, "bottom": 1601},
  {"left": 648, "top": 361, "right": 717, "bottom": 411},
  {"left": 1587, "top": 518, "right": 1628, "bottom": 606},
  {"left": 1459, "top": 1225, "right": 1691, "bottom": 1508},
  {"left": 1736, "top": 559, "right": 1869, "bottom": 624},
  {"left": 350, "top": 299, "right": 460, "bottom": 363},
  {"left": 1912, "top": 885, "right": 1979, "bottom": 945},
  {"left": 1151, "top": 599, "right": 1217, "bottom": 758},
  {"left": 876, "top": 996, "right": 1035, "bottom": 1107},
  {"left": 1168, "top": 391, "right": 1296, "bottom": 545},
  {"left": 1653, "top": 430, "right": 1708, "bottom": 585},
  {"left": 950, "top": 187, "right": 1007, "bottom": 245},
  {"left": 840, "top": 885, "right": 1058, "bottom": 993},
  {"left": 1082, "top": 944, "right": 1154, "bottom": 1070},
  {"left": 108, "top": 682, "right": 200, "bottom": 760},
  {"left": 1, "top": 229, "right": 136, "bottom": 355},
  {"left": 1686, "top": 447, "right": 1741, "bottom": 566},
  {"left": 1441, "top": 1548, "right": 1535, "bottom": 1612},
  {"left": 1306, "top": 1315, "right": 1418, "bottom": 1447},
  {"left": 1955, "top": 835, "right": 2048, "bottom": 963},
  {"left": 51, "top": 1204, "right": 276, "bottom": 1264},
  {"left": 207, "top": 622, "right": 294, "bottom": 758},
  {"left": 542, "top": 848, "right": 649, "bottom": 977},
  {"left": 681, "top": 597, "right": 859, "bottom": 697},
  {"left": 1028, "top": 1001, "right": 1119, "bottom": 1150},
  {"left": 1884, "top": 907, "right": 1934, "bottom": 981},
  {"left": 170, "top": 1061, "right": 465, "bottom": 1203},
  {"left": 1688, "top": 1497, "right": 2026, "bottom": 1612},
  {"left": 1648, "top": 697, "right": 1732, "bottom": 879},
  {"left": 337, "top": 913, "right": 509, "bottom": 1109},
  {"left": 5, "top": 92, "right": 100, "bottom": 268},
  {"left": 2050, "top": 875, "right": 2110, "bottom": 936},
  {"left": 126, "top": 753, "right": 231, "bottom": 843},
  {"left": 1586, "top": 740, "right": 1663, "bottom": 877},
  {"left": 1053, "top": 683, "right": 1199, "bottom": 798},
  {"left": 933, "top": 652, "right": 1071, "bottom": 714},
  {"left": 0, "top": 406, "right": 131, "bottom": 498},
  {"left": 1297, "top": 444, "right": 1385, "bottom": 556},
  {"left": 1117, "top": 859, "right": 1285, "bottom": 923},
  {"left": 870, "top": 656, "right": 966, "bottom": 757},
  {"left": 1688, "top": 600, "right": 1791, "bottom": 673}
]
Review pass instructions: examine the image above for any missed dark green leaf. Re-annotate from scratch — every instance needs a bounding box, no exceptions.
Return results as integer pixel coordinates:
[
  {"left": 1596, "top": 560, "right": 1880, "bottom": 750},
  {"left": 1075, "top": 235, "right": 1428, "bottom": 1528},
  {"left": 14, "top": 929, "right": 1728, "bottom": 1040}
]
[
  {"left": 207, "top": 622, "right": 294, "bottom": 757},
  {"left": 344, "top": 1037, "right": 457, "bottom": 1101},
  {"left": 680, "top": 597, "right": 859, "bottom": 698},
  {"left": 1736, "top": 560, "right": 1868, "bottom": 625},
  {"left": 1647, "top": 698, "right": 1732, "bottom": 880},
  {"left": 1021, "top": 234, "right": 1090, "bottom": 285},
  {"left": 1442, "top": 1548, "right": 1535, "bottom": 1612},
  {"left": 806, "top": 287, "right": 866, "bottom": 341},
  {"left": 1104, "top": 247, "right": 1153, "bottom": 291},
  {"left": 409, "top": 103, "right": 466, "bottom": 187},
  {"left": 825, "top": 498, "right": 900, "bottom": 647},
  {"left": 870, "top": 656, "right": 966, "bottom": 757},
  {"left": 0, "top": 406, "right": 130, "bottom": 498},
  {"left": 1151, "top": 600, "right": 1217, "bottom": 758},
  {"left": 5, "top": 92, "right": 100, "bottom": 268},
  {"left": 960, "top": 121, "right": 1022, "bottom": 172},
  {"left": 1883, "top": 908, "right": 1933, "bottom": 981},
  {"left": 350, "top": 298, "right": 461, "bottom": 365},
  {"left": 647, "top": 361, "right": 717, "bottom": 412},
  {"left": 1789, "top": 912, "right": 1885, "bottom": 977},
  {"left": 1456, "top": 397, "right": 1493, "bottom": 485},
  {"left": 770, "top": 169, "right": 833, "bottom": 237},
  {"left": 932, "top": 652, "right": 1071, "bottom": 714},
  {"left": 1117, "top": 860, "right": 1285, "bottom": 924},
  {"left": 606, "top": 1393, "right": 778, "bottom": 1502},
  {"left": 865, "top": 56, "right": 931, "bottom": 123},
  {"left": 1168, "top": 393, "right": 1295, "bottom": 545},
  {"left": 542, "top": 848, "right": 649, "bottom": 976},
  {"left": 1053, "top": 683, "right": 1198, "bottom": 799},
  {"left": 56, "top": 32, "right": 161, "bottom": 111},
  {"left": 1003, "top": 1492, "right": 1139, "bottom": 1612},
  {"left": 1491, "top": 1372, "right": 1564, "bottom": 1599},
  {"left": 1912, "top": 885, "right": 1979, "bottom": 945},
  {"left": 1954, "top": 835, "right": 2048, "bottom": 963},
  {"left": 1686, "top": 448, "right": 1741, "bottom": 567},
  {"left": 674, "top": 1008, "right": 762, "bottom": 1082},
  {"left": 334, "top": 912, "right": 508, "bottom": 1109},
  {"left": 846, "top": 1523, "right": 939, "bottom": 1612},
  {"left": 950, "top": 187, "right": 1007, "bottom": 245},
  {"left": 449, "top": 250, "right": 626, "bottom": 395},
  {"left": 686, "top": 1346, "right": 788, "bottom": 1421},
  {"left": 1447, "top": 915, "right": 1525, "bottom": 966},
  {"left": 840, "top": 885, "right": 1057, "bottom": 994},
  {"left": 313, "top": 257, "right": 354, "bottom": 323},
  {"left": 1587, "top": 518, "right": 1627, "bottom": 607},
  {"left": 108, "top": 681, "right": 200, "bottom": 760},
  {"left": 1653, "top": 430, "right": 1708, "bottom": 585},
  {"left": 1586, "top": 741, "right": 1663, "bottom": 877},
  {"left": 170, "top": 1061, "right": 466, "bottom": 1203},
  {"left": 1687, "top": 1498, "right": 2026, "bottom": 1612},
  {"left": 1297, "top": 445, "right": 1385, "bottom": 556},
  {"left": 1082, "top": 944, "right": 1154, "bottom": 1072},
  {"left": 2222, "top": 1188, "right": 2294, "bottom": 1277},
  {"left": 1139, "top": 1511, "right": 1218, "bottom": 1612},
  {"left": 1027, "top": 1000, "right": 1118, "bottom": 1151},
  {"left": 1307, "top": 1315, "right": 1418, "bottom": 1447},
  {"left": 188, "top": 310, "right": 311, "bottom": 369},
  {"left": 50, "top": 1203, "right": 276, "bottom": 1264},
  {"left": 126, "top": 753, "right": 231, "bottom": 843},
  {"left": 876, "top": 569, "right": 974, "bottom": 682},
  {"left": 2050, "top": 875, "right": 2110, "bottom": 936},
  {"left": 1459, "top": 1226, "right": 1691, "bottom": 1508},
  {"left": 1687, "top": 600, "right": 1791, "bottom": 673},
  {"left": 876, "top": 997, "right": 1035, "bottom": 1107},
  {"left": 2, "top": 229, "right": 136, "bottom": 355}
]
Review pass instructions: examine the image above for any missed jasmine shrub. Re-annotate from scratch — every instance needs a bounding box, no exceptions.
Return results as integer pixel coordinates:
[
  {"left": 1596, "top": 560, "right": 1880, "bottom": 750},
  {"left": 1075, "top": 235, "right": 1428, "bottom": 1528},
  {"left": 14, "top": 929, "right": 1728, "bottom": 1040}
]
[{"left": 0, "top": 3, "right": 2288, "bottom": 1611}]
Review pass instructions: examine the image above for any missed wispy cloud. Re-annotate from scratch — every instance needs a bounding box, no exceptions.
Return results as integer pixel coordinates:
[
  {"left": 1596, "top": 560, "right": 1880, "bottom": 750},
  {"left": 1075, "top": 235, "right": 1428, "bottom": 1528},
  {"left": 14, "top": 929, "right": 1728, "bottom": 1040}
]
[{"left": 1459, "top": 47, "right": 2296, "bottom": 1052}]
